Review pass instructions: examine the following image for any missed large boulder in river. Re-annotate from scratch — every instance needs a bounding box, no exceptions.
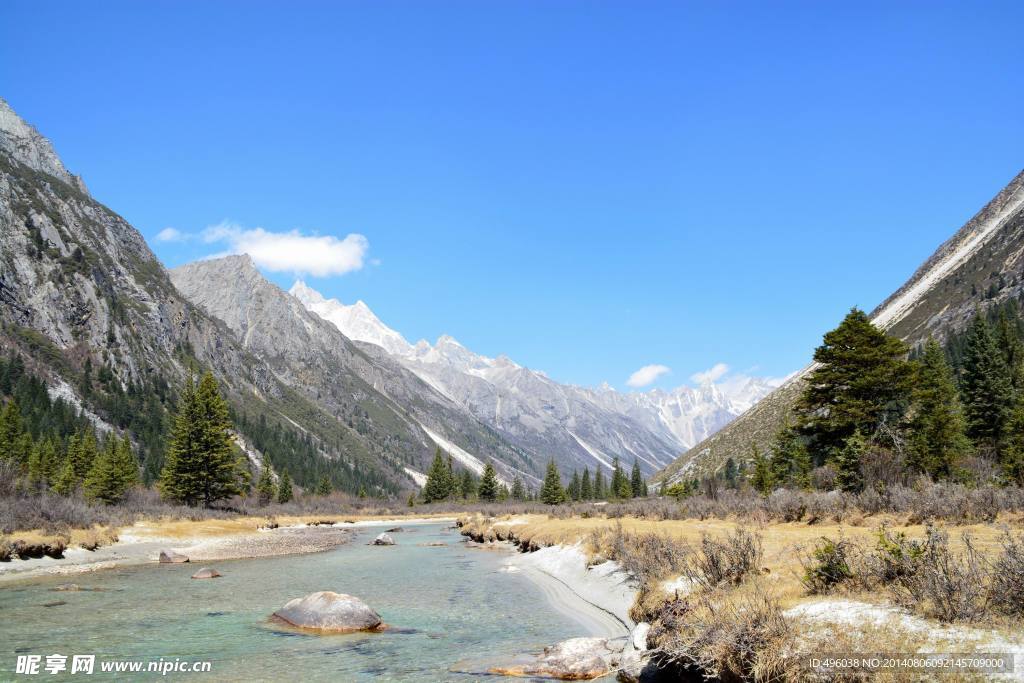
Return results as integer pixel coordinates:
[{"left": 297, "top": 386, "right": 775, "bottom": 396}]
[
  {"left": 158, "top": 550, "right": 189, "bottom": 563},
  {"left": 272, "top": 592, "right": 384, "bottom": 633},
  {"left": 191, "top": 567, "right": 221, "bottom": 579},
  {"left": 490, "top": 637, "right": 619, "bottom": 680},
  {"left": 372, "top": 533, "right": 395, "bottom": 546}
]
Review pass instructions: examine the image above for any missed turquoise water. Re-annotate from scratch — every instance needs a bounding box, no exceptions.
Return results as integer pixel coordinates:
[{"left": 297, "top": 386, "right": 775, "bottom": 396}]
[{"left": 0, "top": 523, "right": 585, "bottom": 681}]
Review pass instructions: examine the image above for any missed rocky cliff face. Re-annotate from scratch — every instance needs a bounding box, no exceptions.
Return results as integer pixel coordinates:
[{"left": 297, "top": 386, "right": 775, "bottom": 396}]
[
  {"left": 0, "top": 98, "right": 403, "bottom": 493},
  {"left": 171, "top": 256, "right": 538, "bottom": 486},
  {"left": 655, "top": 168, "right": 1024, "bottom": 485}
]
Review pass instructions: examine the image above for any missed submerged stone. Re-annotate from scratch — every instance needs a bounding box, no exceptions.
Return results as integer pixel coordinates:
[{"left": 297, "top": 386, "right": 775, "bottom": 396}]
[
  {"left": 191, "top": 567, "right": 222, "bottom": 579},
  {"left": 490, "top": 637, "right": 619, "bottom": 680},
  {"left": 272, "top": 591, "right": 384, "bottom": 634},
  {"left": 372, "top": 533, "right": 395, "bottom": 546},
  {"left": 158, "top": 550, "right": 189, "bottom": 563}
]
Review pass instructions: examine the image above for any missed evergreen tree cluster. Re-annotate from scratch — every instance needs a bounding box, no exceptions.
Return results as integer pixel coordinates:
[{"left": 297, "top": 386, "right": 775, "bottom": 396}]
[
  {"left": 0, "top": 353, "right": 140, "bottom": 504},
  {"left": 748, "top": 303, "right": 1024, "bottom": 496}
]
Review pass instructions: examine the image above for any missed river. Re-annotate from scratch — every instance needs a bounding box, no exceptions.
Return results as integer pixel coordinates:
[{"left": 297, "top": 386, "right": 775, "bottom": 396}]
[{"left": 0, "top": 522, "right": 599, "bottom": 681}]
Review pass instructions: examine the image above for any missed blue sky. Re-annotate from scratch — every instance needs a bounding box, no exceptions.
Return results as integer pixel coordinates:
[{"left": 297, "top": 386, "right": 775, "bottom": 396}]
[{"left": 3, "top": 1, "right": 1022, "bottom": 390}]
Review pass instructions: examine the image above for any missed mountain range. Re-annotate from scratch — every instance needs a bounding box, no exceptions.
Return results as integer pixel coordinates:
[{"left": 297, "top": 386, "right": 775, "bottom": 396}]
[{"left": 0, "top": 96, "right": 775, "bottom": 495}]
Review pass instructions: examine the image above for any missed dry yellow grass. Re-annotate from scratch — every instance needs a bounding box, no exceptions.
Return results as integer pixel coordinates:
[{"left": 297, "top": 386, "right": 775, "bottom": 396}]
[{"left": 460, "top": 513, "right": 1016, "bottom": 609}]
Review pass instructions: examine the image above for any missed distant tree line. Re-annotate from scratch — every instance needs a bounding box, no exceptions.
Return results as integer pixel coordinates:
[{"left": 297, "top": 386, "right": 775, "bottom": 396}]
[{"left": 416, "top": 446, "right": 649, "bottom": 506}]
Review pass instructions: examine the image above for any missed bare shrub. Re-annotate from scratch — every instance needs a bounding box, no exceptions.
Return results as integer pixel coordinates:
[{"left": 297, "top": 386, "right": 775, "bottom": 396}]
[
  {"left": 685, "top": 529, "right": 763, "bottom": 591},
  {"left": 800, "top": 536, "right": 855, "bottom": 593},
  {"left": 988, "top": 532, "right": 1024, "bottom": 618},
  {"left": 649, "top": 591, "right": 799, "bottom": 682},
  {"left": 601, "top": 523, "right": 689, "bottom": 586},
  {"left": 897, "top": 528, "right": 989, "bottom": 622}
]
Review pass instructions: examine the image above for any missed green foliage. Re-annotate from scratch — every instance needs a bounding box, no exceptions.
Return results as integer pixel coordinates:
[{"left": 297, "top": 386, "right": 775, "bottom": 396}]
[
  {"left": 567, "top": 470, "right": 581, "bottom": 501},
  {"left": 610, "top": 457, "right": 632, "bottom": 499},
  {"left": 593, "top": 468, "right": 605, "bottom": 499},
  {"left": 159, "top": 371, "right": 245, "bottom": 507},
  {"left": 580, "top": 467, "right": 592, "bottom": 500},
  {"left": 630, "top": 460, "right": 644, "bottom": 498},
  {"left": 664, "top": 479, "right": 698, "bottom": 500},
  {"left": 750, "top": 445, "right": 774, "bottom": 495},
  {"left": 802, "top": 537, "right": 854, "bottom": 593},
  {"left": 255, "top": 463, "right": 277, "bottom": 505},
  {"left": 83, "top": 436, "right": 138, "bottom": 505},
  {"left": 795, "top": 308, "right": 912, "bottom": 463},
  {"left": 315, "top": 474, "right": 332, "bottom": 496},
  {"left": 459, "top": 469, "right": 476, "bottom": 500},
  {"left": 908, "top": 339, "right": 971, "bottom": 479},
  {"left": 422, "top": 448, "right": 455, "bottom": 503},
  {"left": 511, "top": 475, "right": 525, "bottom": 501},
  {"left": 478, "top": 461, "right": 499, "bottom": 501},
  {"left": 540, "top": 459, "right": 564, "bottom": 505},
  {"left": 769, "top": 424, "right": 811, "bottom": 489},
  {"left": 835, "top": 431, "right": 867, "bottom": 493},
  {"left": 277, "top": 470, "right": 294, "bottom": 503},
  {"left": 959, "top": 314, "right": 1013, "bottom": 448}
]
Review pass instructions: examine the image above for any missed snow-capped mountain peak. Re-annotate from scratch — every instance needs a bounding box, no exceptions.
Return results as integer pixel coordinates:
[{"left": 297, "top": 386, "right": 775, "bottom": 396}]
[
  {"left": 290, "top": 281, "right": 781, "bottom": 476},
  {"left": 288, "top": 281, "right": 414, "bottom": 357}
]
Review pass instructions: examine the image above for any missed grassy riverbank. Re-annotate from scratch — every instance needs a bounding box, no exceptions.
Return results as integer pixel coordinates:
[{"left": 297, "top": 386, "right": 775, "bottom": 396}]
[{"left": 458, "top": 511, "right": 1024, "bottom": 680}]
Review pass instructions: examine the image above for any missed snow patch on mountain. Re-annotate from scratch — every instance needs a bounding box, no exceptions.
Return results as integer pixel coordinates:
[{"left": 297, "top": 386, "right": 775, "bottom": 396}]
[{"left": 403, "top": 467, "right": 428, "bottom": 488}]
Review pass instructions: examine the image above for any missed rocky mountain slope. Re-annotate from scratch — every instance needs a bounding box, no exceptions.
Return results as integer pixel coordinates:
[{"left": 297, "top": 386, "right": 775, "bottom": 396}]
[
  {"left": 655, "top": 168, "right": 1024, "bottom": 485},
  {"left": 0, "top": 97, "right": 423, "bottom": 494},
  {"left": 290, "top": 282, "right": 778, "bottom": 476},
  {"left": 171, "top": 256, "right": 537, "bottom": 486}
]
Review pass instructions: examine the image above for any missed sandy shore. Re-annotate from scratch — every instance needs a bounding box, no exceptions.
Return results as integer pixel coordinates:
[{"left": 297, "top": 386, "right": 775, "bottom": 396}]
[{"left": 0, "top": 516, "right": 455, "bottom": 583}]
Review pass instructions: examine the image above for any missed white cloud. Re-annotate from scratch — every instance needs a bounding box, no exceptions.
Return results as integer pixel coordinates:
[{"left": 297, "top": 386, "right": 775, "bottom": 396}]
[
  {"left": 202, "top": 221, "right": 369, "bottom": 277},
  {"left": 156, "top": 227, "right": 186, "bottom": 242},
  {"left": 690, "top": 362, "right": 730, "bottom": 385},
  {"left": 626, "top": 364, "right": 671, "bottom": 388}
]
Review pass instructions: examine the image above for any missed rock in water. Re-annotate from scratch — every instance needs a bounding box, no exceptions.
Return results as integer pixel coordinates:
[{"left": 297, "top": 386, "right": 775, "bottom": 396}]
[
  {"left": 158, "top": 550, "right": 189, "bottom": 563},
  {"left": 191, "top": 568, "right": 221, "bottom": 579},
  {"left": 372, "top": 533, "right": 395, "bottom": 546},
  {"left": 272, "top": 592, "right": 384, "bottom": 633},
  {"left": 490, "top": 637, "right": 619, "bottom": 680}
]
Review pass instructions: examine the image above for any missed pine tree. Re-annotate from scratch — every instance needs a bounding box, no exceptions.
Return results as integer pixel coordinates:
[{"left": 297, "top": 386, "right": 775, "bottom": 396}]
[
  {"left": 960, "top": 314, "right": 1014, "bottom": 449},
  {"left": 1001, "top": 399, "right": 1024, "bottom": 486},
  {"left": 0, "top": 398, "right": 25, "bottom": 463},
  {"left": 567, "top": 470, "right": 581, "bottom": 501},
  {"left": 84, "top": 437, "right": 138, "bottom": 505},
  {"left": 723, "top": 457, "right": 739, "bottom": 489},
  {"left": 315, "top": 474, "right": 332, "bottom": 496},
  {"left": 908, "top": 339, "right": 970, "bottom": 479},
  {"left": 593, "top": 468, "right": 605, "bottom": 500},
  {"left": 460, "top": 469, "right": 476, "bottom": 500},
  {"left": 478, "top": 461, "right": 499, "bottom": 501},
  {"left": 511, "top": 475, "right": 525, "bottom": 501},
  {"left": 750, "top": 445, "right": 774, "bottom": 495},
  {"left": 53, "top": 458, "right": 77, "bottom": 496},
  {"left": 630, "top": 460, "right": 643, "bottom": 498},
  {"left": 770, "top": 424, "right": 811, "bottom": 489},
  {"left": 580, "top": 467, "right": 592, "bottom": 500},
  {"left": 423, "top": 448, "right": 455, "bottom": 502},
  {"left": 256, "top": 463, "right": 277, "bottom": 505},
  {"left": 277, "top": 470, "right": 294, "bottom": 503},
  {"left": 835, "top": 431, "right": 866, "bottom": 493},
  {"left": 540, "top": 459, "right": 564, "bottom": 505},
  {"left": 159, "top": 371, "right": 244, "bottom": 507},
  {"left": 795, "top": 308, "right": 912, "bottom": 462},
  {"left": 610, "top": 457, "right": 631, "bottom": 498},
  {"left": 27, "top": 438, "right": 58, "bottom": 489}
]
